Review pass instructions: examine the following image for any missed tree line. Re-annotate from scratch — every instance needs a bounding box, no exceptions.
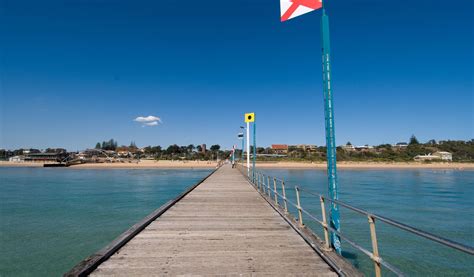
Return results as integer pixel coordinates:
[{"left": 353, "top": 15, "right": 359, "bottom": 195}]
[
  {"left": 268, "top": 137, "right": 474, "bottom": 163},
  {"left": 92, "top": 139, "right": 229, "bottom": 161},
  {"left": 1, "top": 136, "right": 472, "bottom": 162}
]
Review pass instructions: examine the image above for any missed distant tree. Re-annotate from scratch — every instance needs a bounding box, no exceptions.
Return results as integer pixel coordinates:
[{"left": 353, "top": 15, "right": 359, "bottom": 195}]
[
  {"left": 427, "top": 139, "right": 437, "bottom": 145},
  {"left": 180, "top": 146, "right": 188, "bottom": 154},
  {"left": 409, "top": 135, "right": 419, "bottom": 145},
  {"left": 152, "top": 145, "right": 162, "bottom": 154},
  {"left": 210, "top": 145, "right": 221, "bottom": 152},
  {"left": 0, "top": 149, "right": 7, "bottom": 159},
  {"left": 95, "top": 142, "right": 101, "bottom": 149},
  {"left": 187, "top": 144, "right": 195, "bottom": 152},
  {"left": 130, "top": 141, "right": 137, "bottom": 148},
  {"left": 346, "top": 141, "right": 352, "bottom": 146},
  {"left": 166, "top": 144, "right": 180, "bottom": 154},
  {"left": 100, "top": 139, "right": 118, "bottom": 151},
  {"left": 196, "top": 145, "right": 203, "bottom": 153}
]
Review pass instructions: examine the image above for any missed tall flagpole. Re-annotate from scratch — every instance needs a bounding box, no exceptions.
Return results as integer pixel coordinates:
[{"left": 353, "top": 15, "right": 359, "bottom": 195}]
[
  {"left": 252, "top": 122, "right": 257, "bottom": 181},
  {"left": 321, "top": 5, "right": 342, "bottom": 254},
  {"left": 246, "top": 121, "right": 250, "bottom": 176}
]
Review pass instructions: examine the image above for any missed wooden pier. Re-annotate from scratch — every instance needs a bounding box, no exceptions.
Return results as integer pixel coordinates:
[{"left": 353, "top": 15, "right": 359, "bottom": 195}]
[{"left": 67, "top": 165, "right": 359, "bottom": 276}]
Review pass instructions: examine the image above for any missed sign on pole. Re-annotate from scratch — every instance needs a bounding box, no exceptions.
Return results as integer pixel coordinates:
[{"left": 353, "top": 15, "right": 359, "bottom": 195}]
[
  {"left": 280, "top": 0, "right": 322, "bottom": 22},
  {"left": 244, "top": 113, "right": 255, "bottom": 176},
  {"left": 245, "top": 113, "right": 255, "bottom": 123}
]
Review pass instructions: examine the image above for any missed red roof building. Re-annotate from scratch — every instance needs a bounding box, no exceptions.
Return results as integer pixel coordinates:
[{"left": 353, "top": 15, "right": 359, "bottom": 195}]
[{"left": 271, "top": 144, "right": 289, "bottom": 154}]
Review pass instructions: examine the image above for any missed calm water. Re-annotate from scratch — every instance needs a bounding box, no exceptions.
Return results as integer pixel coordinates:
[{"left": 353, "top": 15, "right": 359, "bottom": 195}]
[
  {"left": 1, "top": 168, "right": 473, "bottom": 276},
  {"left": 0, "top": 168, "right": 212, "bottom": 276},
  {"left": 261, "top": 169, "right": 474, "bottom": 276}
]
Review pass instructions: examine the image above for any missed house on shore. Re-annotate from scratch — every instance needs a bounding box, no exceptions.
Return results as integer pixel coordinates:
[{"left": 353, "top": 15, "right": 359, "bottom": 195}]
[
  {"left": 9, "top": 156, "right": 24, "bottom": 162},
  {"left": 271, "top": 144, "right": 289, "bottom": 155},
  {"left": 393, "top": 142, "right": 408, "bottom": 149},
  {"left": 414, "top": 151, "right": 452, "bottom": 162},
  {"left": 295, "top": 144, "right": 318, "bottom": 152}
]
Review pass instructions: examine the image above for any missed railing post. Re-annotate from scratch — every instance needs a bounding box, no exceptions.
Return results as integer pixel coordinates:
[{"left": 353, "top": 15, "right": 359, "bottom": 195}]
[
  {"left": 281, "top": 180, "right": 288, "bottom": 213},
  {"left": 320, "top": 196, "right": 331, "bottom": 250},
  {"left": 295, "top": 186, "right": 304, "bottom": 227},
  {"left": 368, "top": 215, "right": 382, "bottom": 277},
  {"left": 253, "top": 169, "right": 256, "bottom": 186},
  {"left": 258, "top": 173, "right": 262, "bottom": 191},
  {"left": 267, "top": 176, "right": 271, "bottom": 197},
  {"left": 273, "top": 178, "right": 278, "bottom": 205}
]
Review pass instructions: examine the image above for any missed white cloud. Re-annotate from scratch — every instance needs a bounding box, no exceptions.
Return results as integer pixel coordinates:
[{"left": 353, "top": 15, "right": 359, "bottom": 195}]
[
  {"left": 134, "top": 115, "right": 162, "bottom": 123},
  {"left": 144, "top": 121, "right": 159, "bottom": 126},
  {"left": 134, "top": 115, "right": 162, "bottom": 127}
]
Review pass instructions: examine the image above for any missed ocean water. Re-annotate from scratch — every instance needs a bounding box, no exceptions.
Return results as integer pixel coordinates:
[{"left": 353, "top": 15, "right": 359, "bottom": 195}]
[
  {"left": 260, "top": 169, "right": 474, "bottom": 276},
  {"left": 0, "top": 167, "right": 212, "bottom": 276},
  {"left": 1, "top": 168, "right": 473, "bottom": 276}
]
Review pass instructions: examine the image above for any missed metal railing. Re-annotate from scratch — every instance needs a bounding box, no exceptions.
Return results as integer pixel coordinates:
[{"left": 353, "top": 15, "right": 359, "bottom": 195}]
[{"left": 236, "top": 164, "right": 474, "bottom": 277}]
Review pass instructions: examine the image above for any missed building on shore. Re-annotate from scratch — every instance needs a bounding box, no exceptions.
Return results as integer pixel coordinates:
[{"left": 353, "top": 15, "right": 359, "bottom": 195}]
[
  {"left": 201, "top": 144, "right": 207, "bottom": 154},
  {"left": 9, "top": 156, "right": 24, "bottom": 162},
  {"left": 271, "top": 144, "right": 289, "bottom": 154},
  {"left": 354, "top": 145, "right": 374, "bottom": 151},
  {"left": 414, "top": 151, "right": 452, "bottom": 162},
  {"left": 295, "top": 144, "right": 318, "bottom": 152},
  {"left": 24, "top": 152, "right": 65, "bottom": 162},
  {"left": 341, "top": 144, "right": 355, "bottom": 151},
  {"left": 433, "top": 151, "right": 453, "bottom": 161},
  {"left": 393, "top": 142, "right": 408, "bottom": 149}
]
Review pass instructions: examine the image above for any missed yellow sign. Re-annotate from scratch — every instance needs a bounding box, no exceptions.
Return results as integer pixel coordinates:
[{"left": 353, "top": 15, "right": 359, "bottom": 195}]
[{"left": 245, "top": 113, "right": 255, "bottom": 123}]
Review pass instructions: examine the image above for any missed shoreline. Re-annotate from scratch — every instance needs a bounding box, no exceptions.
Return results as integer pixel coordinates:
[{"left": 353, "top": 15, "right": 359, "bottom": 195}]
[
  {"left": 257, "top": 161, "right": 474, "bottom": 170},
  {"left": 0, "top": 160, "right": 218, "bottom": 169},
  {"left": 1, "top": 160, "right": 473, "bottom": 170}
]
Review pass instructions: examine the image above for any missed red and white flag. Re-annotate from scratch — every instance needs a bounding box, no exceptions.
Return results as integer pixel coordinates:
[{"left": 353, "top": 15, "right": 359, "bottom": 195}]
[{"left": 280, "top": 0, "right": 322, "bottom": 22}]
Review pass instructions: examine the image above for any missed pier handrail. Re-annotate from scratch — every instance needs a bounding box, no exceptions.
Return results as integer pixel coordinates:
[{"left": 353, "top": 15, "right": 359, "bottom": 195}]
[
  {"left": 236, "top": 164, "right": 474, "bottom": 277},
  {"left": 298, "top": 187, "right": 474, "bottom": 256}
]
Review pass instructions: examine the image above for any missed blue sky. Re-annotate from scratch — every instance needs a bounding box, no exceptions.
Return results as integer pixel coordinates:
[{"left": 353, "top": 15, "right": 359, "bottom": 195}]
[{"left": 1, "top": 0, "right": 473, "bottom": 151}]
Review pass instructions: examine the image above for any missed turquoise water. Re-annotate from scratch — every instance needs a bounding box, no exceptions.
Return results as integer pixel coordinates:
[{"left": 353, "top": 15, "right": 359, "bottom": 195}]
[
  {"left": 0, "top": 168, "right": 212, "bottom": 276},
  {"left": 261, "top": 169, "right": 474, "bottom": 276},
  {"left": 1, "top": 168, "right": 473, "bottom": 276}
]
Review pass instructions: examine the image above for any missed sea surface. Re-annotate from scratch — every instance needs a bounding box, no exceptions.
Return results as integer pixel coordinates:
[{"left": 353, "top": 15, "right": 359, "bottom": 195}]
[
  {"left": 0, "top": 167, "right": 212, "bottom": 276},
  {"left": 260, "top": 168, "right": 474, "bottom": 276},
  {"left": 1, "top": 167, "right": 473, "bottom": 276}
]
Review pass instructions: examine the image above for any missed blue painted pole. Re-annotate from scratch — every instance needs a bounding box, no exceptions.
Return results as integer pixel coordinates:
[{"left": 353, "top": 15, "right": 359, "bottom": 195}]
[
  {"left": 252, "top": 122, "right": 256, "bottom": 182},
  {"left": 241, "top": 136, "right": 245, "bottom": 162},
  {"left": 321, "top": 8, "right": 342, "bottom": 254}
]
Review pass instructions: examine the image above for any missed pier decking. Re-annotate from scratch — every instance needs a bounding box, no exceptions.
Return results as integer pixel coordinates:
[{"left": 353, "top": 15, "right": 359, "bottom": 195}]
[{"left": 85, "top": 165, "right": 338, "bottom": 276}]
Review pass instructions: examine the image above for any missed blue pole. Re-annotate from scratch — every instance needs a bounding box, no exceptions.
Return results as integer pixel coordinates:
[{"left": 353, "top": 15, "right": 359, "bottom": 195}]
[
  {"left": 321, "top": 8, "right": 341, "bottom": 254},
  {"left": 241, "top": 137, "right": 245, "bottom": 162},
  {"left": 252, "top": 123, "right": 257, "bottom": 181}
]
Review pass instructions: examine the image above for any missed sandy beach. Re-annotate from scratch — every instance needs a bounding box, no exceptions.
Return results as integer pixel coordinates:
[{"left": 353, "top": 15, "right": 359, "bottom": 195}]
[
  {"left": 256, "top": 161, "right": 474, "bottom": 170},
  {"left": 1, "top": 160, "right": 473, "bottom": 170},
  {"left": 0, "top": 160, "right": 218, "bottom": 169}
]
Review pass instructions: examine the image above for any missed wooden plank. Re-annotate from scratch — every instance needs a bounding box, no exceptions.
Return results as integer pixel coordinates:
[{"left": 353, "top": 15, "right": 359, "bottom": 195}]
[
  {"left": 82, "top": 165, "right": 342, "bottom": 276},
  {"left": 67, "top": 165, "right": 360, "bottom": 276}
]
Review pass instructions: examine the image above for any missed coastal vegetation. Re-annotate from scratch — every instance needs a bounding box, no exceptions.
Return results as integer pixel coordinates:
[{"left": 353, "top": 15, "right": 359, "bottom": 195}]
[
  {"left": 266, "top": 138, "right": 474, "bottom": 163},
  {"left": 1, "top": 137, "right": 473, "bottom": 163}
]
